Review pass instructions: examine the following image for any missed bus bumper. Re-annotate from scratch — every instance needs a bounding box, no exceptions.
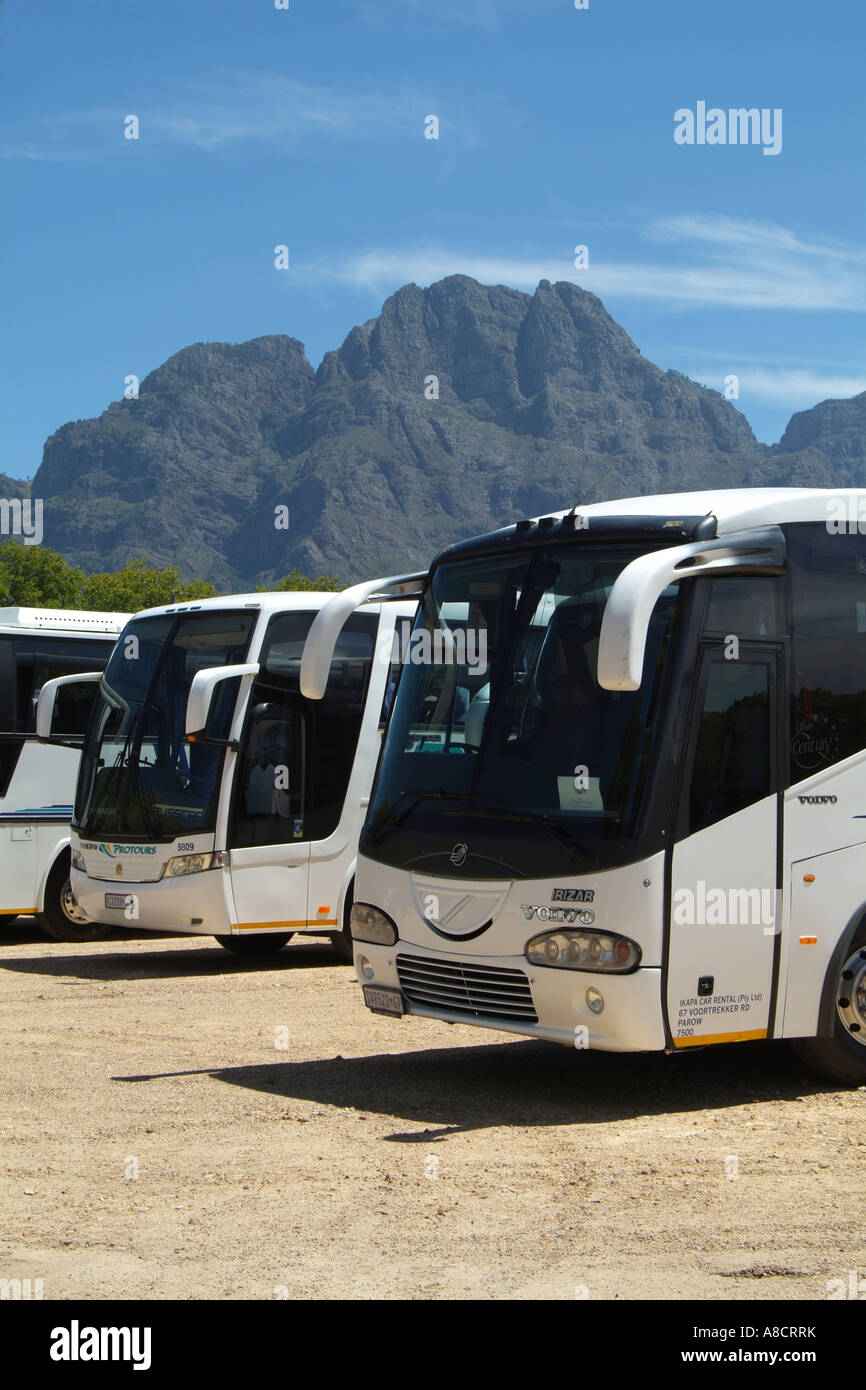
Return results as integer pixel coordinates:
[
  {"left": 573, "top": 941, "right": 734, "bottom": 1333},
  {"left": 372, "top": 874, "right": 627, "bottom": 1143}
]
[
  {"left": 71, "top": 866, "right": 232, "bottom": 935},
  {"left": 354, "top": 940, "right": 666, "bottom": 1052}
]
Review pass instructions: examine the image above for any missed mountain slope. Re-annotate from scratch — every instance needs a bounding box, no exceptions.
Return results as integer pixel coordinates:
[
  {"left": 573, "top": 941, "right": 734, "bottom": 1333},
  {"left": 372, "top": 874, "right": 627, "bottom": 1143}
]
[
  {"left": 32, "top": 277, "right": 860, "bottom": 586},
  {"left": 36, "top": 336, "right": 314, "bottom": 584}
]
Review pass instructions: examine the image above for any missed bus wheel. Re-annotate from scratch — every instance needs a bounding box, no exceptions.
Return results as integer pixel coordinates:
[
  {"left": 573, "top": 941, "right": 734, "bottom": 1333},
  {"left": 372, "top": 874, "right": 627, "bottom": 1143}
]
[
  {"left": 37, "top": 855, "right": 111, "bottom": 943},
  {"left": 331, "top": 885, "right": 355, "bottom": 963},
  {"left": 214, "top": 933, "right": 292, "bottom": 954},
  {"left": 792, "top": 935, "right": 866, "bottom": 1084}
]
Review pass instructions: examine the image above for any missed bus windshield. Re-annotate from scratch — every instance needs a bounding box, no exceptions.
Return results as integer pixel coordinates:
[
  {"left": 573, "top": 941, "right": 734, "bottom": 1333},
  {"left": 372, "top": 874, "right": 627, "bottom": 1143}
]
[
  {"left": 362, "top": 544, "right": 679, "bottom": 878},
  {"left": 74, "top": 611, "right": 255, "bottom": 841}
]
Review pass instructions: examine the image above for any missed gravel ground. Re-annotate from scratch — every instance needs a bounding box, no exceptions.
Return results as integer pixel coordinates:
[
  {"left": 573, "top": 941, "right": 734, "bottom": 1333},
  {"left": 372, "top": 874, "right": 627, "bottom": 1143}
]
[{"left": 1, "top": 920, "right": 864, "bottom": 1301}]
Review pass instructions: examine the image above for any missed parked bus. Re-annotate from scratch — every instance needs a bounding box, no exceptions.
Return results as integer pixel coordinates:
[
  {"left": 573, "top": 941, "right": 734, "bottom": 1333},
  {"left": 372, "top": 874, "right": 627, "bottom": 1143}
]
[
  {"left": 301, "top": 489, "right": 866, "bottom": 1083},
  {"left": 37, "top": 591, "right": 416, "bottom": 957},
  {"left": 0, "top": 607, "right": 128, "bottom": 941}
]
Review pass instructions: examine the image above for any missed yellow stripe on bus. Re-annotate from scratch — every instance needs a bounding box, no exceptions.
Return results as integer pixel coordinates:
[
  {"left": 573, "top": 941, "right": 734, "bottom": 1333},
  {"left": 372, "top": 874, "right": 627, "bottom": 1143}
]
[
  {"left": 674, "top": 1028, "right": 768, "bottom": 1048},
  {"left": 233, "top": 919, "right": 338, "bottom": 932}
]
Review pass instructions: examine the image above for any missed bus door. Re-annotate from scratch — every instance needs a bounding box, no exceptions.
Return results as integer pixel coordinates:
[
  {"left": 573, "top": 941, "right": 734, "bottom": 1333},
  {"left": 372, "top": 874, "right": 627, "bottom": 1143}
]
[
  {"left": 227, "top": 698, "right": 310, "bottom": 933},
  {"left": 666, "top": 642, "right": 784, "bottom": 1048},
  {"left": 302, "top": 613, "right": 381, "bottom": 934}
]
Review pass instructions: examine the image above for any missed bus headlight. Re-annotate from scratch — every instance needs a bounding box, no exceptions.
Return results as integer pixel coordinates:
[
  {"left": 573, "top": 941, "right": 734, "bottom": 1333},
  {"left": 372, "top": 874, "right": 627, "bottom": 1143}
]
[
  {"left": 350, "top": 903, "right": 398, "bottom": 946},
  {"left": 71, "top": 850, "right": 86, "bottom": 873},
  {"left": 526, "top": 929, "right": 641, "bottom": 973},
  {"left": 161, "top": 853, "right": 215, "bottom": 879}
]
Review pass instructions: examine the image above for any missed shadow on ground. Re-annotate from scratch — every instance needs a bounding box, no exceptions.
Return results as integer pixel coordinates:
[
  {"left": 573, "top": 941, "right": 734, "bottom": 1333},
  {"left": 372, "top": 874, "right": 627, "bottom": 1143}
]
[
  {"left": 113, "top": 1037, "right": 832, "bottom": 1138},
  {"left": 0, "top": 917, "right": 169, "bottom": 946},
  {"left": 0, "top": 932, "right": 343, "bottom": 979}
]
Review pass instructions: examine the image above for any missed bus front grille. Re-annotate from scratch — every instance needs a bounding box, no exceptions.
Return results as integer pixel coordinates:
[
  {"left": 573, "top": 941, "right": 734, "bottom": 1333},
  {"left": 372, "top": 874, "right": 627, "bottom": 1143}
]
[{"left": 396, "top": 953, "right": 538, "bottom": 1024}]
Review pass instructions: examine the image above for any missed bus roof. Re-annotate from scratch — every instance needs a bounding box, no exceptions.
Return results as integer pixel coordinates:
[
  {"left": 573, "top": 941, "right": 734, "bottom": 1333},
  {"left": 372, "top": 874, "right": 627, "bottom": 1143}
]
[
  {"left": 128, "top": 590, "right": 415, "bottom": 623},
  {"left": 437, "top": 486, "right": 866, "bottom": 569},
  {"left": 565, "top": 487, "right": 866, "bottom": 532},
  {"left": 0, "top": 607, "right": 129, "bottom": 635}
]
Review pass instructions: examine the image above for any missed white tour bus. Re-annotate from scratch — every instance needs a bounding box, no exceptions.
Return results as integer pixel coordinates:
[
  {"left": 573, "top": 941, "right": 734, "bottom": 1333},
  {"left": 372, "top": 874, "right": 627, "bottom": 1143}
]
[
  {"left": 0, "top": 607, "right": 128, "bottom": 941},
  {"left": 38, "top": 590, "right": 415, "bottom": 957},
  {"left": 301, "top": 488, "right": 866, "bottom": 1083}
]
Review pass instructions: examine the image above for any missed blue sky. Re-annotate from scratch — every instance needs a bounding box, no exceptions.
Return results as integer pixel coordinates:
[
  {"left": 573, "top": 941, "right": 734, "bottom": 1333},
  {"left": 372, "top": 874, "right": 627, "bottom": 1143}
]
[{"left": 1, "top": 0, "right": 864, "bottom": 478}]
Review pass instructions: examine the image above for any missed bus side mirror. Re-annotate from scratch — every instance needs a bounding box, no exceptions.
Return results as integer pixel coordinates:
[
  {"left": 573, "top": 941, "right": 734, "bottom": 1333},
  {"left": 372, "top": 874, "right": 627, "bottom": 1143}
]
[
  {"left": 185, "top": 663, "right": 260, "bottom": 746},
  {"left": 36, "top": 673, "right": 103, "bottom": 742},
  {"left": 300, "top": 571, "right": 426, "bottom": 700},
  {"left": 597, "top": 531, "right": 785, "bottom": 691}
]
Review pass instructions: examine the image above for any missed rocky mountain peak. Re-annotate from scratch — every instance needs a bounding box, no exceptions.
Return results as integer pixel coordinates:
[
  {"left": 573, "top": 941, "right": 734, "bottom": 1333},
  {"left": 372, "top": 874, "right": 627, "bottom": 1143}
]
[{"left": 28, "top": 276, "right": 861, "bottom": 587}]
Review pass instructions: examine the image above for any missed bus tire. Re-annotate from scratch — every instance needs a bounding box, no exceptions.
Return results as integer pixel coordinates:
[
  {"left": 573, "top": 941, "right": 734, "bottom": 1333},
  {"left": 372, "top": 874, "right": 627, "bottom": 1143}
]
[
  {"left": 214, "top": 933, "right": 292, "bottom": 954},
  {"left": 37, "top": 854, "right": 111, "bottom": 943},
  {"left": 791, "top": 933, "right": 866, "bottom": 1085},
  {"left": 331, "top": 883, "right": 355, "bottom": 963}
]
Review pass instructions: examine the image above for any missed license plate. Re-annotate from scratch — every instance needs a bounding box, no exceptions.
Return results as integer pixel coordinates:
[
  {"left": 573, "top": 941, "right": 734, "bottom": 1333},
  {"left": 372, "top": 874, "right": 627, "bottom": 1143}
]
[
  {"left": 104, "top": 893, "right": 127, "bottom": 909},
  {"left": 363, "top": 985, "right": 404, "bottom": 1017}
]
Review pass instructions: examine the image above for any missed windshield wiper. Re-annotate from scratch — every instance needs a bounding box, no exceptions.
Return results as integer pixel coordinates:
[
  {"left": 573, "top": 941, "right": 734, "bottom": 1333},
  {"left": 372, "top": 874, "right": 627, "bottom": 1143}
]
[
  {"left": 457, "top": 804, "right": 590, "bottom": 862},
  {"left": 387, "top": 791, "right": 590, "bottom": 861},
  {"left": 370, "top": 788, "right": 458, "bottom": 834},
  {"left": 367, "top": 787, "right": 483, "bottom": 838}
]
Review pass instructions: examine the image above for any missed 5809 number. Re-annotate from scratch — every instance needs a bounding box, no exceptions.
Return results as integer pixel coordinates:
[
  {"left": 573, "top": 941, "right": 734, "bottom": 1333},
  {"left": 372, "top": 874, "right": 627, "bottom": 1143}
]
[{"left": 177, "top": 841, "right": 195, "bottom": 852}]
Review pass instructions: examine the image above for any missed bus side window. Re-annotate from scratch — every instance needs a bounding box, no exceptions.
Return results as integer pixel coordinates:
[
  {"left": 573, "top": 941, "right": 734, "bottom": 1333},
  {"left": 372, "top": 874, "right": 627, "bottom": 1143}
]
[
  {"left": 788, "top": 526, "right": 866, "bottom": 780},
  {"left": 704, "top": 577, "right": 780, "bottom": 638},
  {"left": 686, "top": 659, "right": 771, "bottom": 836},
  {"left": 380, "top": 617, "right": 411, "bottom": 729}
]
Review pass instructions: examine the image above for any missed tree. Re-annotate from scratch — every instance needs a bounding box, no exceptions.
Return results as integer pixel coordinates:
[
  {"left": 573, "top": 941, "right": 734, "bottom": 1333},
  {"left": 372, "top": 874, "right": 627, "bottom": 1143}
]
[
  {"left": 262, "top": 568, "right": 343, "bottom": 593},
  {"left": 0, "top": 542, "right": 84, "bottom": 608},
  {"left": 80, "top": 559, "right": 217, "bottom": 612},
  {"left": 0, "top": 543, "right": 218, "bottom": 612}
]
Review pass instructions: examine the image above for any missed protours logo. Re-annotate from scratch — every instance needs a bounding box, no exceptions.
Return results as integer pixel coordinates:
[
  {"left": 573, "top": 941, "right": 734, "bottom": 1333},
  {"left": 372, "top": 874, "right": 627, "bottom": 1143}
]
[
  {"left": 97, "top": 843, "right": 158, "bottom": 857},
  {"left": 674, "top": 102, "right": 782, "bottom": 156}
]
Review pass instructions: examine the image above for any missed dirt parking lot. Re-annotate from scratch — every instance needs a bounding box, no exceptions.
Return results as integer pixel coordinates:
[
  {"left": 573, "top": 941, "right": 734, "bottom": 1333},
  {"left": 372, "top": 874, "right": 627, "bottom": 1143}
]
[{"left": 1, "top": 919, "right": 864, "bottom": 1301}]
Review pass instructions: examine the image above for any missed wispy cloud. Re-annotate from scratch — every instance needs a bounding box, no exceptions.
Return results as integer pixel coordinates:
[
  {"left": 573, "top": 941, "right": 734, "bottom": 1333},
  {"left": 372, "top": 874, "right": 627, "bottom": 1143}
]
[
  {"left": 0, "top": 69, "right": 483, "bottom": 161},
  {"left": 640, "top": 213, "right": 866, "bottom": 308},
  {"left": 145, "top": 72, "right": 439, "bottom": 151},
  {"left": 650, "top": 343, "right": 866, "bottom": 408},
  {"left": 301, "top": 248, "right": 573, "bottom": 293},
  {"left": 0, "top": 140, "right": 95, "bottom": 163},
  {"left": 299, "top": 214, "right": 866, "bottom": 313},
  {"left": 686, "top": 367, "right": 866, "bottom": 409},
  {"left": 350, "top": 0, "right": 559, "bottom": 28}
]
